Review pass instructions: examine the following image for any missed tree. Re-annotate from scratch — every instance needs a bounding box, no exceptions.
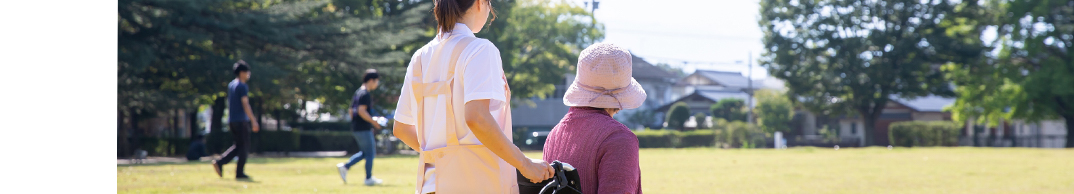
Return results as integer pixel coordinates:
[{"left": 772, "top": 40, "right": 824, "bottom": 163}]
[
  {"left": 756, "top": 89, "right": 794, "bottom": 134},
  {"left": 483, "top": 0, "right": 604, "bottom": 102},
  {"left": 946, "top": 0, "right": 1074, "bottom": 147},
  {"left": 666, "top": 102, "right": 691, "bottom": 130},
  {"left": 759, "top": 0, "right": 978, "bottom": 146},
  {"left": 710, "top": 98, "right": 747, "bottom": 122},
  {"left": 693, "top": 113, "right": 709, "bottom": 129},
  {"left": 119, "top": 0, "right": 428, "bottom": 155}
]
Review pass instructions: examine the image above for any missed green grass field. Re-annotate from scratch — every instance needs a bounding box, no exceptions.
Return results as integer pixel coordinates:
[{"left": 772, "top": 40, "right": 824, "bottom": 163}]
[{"left": 118, "top": 147, "right": 1074, "bottom": 193}]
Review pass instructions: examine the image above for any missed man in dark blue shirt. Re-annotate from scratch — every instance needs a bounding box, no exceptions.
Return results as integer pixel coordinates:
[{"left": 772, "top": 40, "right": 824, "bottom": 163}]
[
  {"left": 212, "top": 60, "right": 259, "bottom": 180},
  {"left": 337, "top": 69, "right": 384, "bottom": 185}
]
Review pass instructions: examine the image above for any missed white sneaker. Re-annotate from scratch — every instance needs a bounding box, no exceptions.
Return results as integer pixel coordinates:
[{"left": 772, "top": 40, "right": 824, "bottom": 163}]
[
  {"left": 336, "top": 163, "right": 348, "bottom": 184},
  {"left": 364, "top": 176, "right": 383, "bottom": 186}
]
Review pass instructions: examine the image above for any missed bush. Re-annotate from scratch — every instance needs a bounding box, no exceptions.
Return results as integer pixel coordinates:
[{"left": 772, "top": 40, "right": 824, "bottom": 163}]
[
  {"left": 711, "top": 98, "right": 746, "bottom": 122},
  {"left": 755, "top": 89, "right": 793, "bottom": 134},
  {"left": 290, "top": 121, "right": 350, "bottom": 131},
  {"left": 138, "top": 137, "right": 190, "bottom": 156},
  {"left": 634, "top": 129, "right": 716, "bottom": 148},
  {"left": 299, "top": 131, "right": 360, "bottom": 152},
  {"left": 679, "top": 129, "right": 716, "bottom": 147},
  {"left": 666, "top": 102, "right": 691, "bottom": 130},
  {"left": 889, "top": 121, "right": 962, "bottom": 147},
  {"left": 693, "top": 113, "right": 709, "bottom": 129},
  {"left": 255, "top": 130, "right": 301, "bottom": 152},
  {"left": 635, "top": 130, "right": 679, "bottom": 148},
  {"left": 716, "top": 121, "right": 767, "bottom": 148}
]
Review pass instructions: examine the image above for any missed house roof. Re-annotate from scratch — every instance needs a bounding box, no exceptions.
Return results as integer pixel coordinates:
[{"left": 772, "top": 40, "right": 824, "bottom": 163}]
[
  {"left": 891, "top": 95, "right": 955, "bottom": 112},
  {"left": 631, "top": 56, "right": 678, "bottom": 79},
  {"left": 679, "top": 70, "right": 764, "bottom": 89},
  {"left": 655, "top": 89, "right": 750, "bottom": 111}
]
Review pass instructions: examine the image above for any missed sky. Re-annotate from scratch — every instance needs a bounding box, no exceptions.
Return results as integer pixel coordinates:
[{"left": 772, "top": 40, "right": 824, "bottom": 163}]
[{"left": 567, "top": 0, "right": 769, "bottom": 79}]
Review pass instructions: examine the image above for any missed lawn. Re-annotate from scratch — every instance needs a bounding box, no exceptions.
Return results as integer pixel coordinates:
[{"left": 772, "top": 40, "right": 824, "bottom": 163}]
[{"left": 118, "top": 147, "right": 1074, "bottom": 193}]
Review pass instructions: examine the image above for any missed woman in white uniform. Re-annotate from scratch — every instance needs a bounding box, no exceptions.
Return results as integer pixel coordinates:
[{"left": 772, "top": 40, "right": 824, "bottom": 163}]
[{"left": 392, "top": 0, "right": 555, "bottom": 193}]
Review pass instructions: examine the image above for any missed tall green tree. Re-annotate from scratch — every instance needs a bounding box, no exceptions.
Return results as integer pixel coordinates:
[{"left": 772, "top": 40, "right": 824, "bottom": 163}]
[
  {"left": 947, "top": 0, "right": 1074, "bottom": 147},
  {"left": 118, "top": 0, "right": 427, "bottom": 152},
  {"left": 759, "top": 0, "right": 978, "bottom": 145}
]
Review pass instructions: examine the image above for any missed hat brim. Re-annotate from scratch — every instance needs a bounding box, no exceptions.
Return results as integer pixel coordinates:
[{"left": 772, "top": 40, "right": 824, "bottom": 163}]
[{"left": 562, "top": 78, "right": 647, "bottom": 109}]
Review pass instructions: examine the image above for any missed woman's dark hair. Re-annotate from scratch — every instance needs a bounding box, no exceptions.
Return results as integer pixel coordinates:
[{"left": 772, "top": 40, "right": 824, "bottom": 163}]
[{"left": 434, "top": 0, "right": 496, "bottom": 35}]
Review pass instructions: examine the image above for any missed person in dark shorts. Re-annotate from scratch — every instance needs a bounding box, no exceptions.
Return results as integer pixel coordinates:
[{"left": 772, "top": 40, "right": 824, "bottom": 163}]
[
  {"left": 337, "top": 69, "right": 384, "bottom": 185},
  {"left": 212, "top": 60, "right": 260, "bottom": 180}
]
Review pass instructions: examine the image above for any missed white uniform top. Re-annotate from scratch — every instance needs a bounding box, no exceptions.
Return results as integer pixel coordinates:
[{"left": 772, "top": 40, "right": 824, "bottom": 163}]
[{"left": 393, "top": 23, "right": 513, "bottom": 194}]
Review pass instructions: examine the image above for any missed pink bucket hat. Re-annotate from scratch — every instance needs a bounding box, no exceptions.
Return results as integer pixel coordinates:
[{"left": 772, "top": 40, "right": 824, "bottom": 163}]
[{"left": 563, "top": 43, "right": 646, "bottom": 109}]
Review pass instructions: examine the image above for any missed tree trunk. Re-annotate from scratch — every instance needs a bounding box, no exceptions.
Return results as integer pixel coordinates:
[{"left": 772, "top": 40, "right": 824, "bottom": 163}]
[
  {"left": 189, "top": 111, "right": 198, "bottom": 139},
  {"left": 862, "top": 115, "right": 877, "bottom": 146},
  {"left": 1065, "top": 115, "right": 1074, "bottom": 148},
  {"left": 118, "top": 110, "right": 126, "bottom": 157},
  {"left": 275, "top": 109, "right": 282, "bottom": 130},
  {"left": 211, "top": 96, "right": 225, "bottom": 133},
  {"left": 173, "top": 109, "right": 180, "bottom": 137}
]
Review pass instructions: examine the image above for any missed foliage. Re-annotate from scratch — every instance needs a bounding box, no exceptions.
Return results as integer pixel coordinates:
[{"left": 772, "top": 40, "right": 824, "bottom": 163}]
[
  {"left": 889, "top": 121, "right": 962, "bottom": 147},
  {"left": 666, "top": 102, "right": 692, "bottom": 130},
  {"left": 624, "top": 109, "right": 659, "bottom": 129},
  {"left": 289, "top": 121, "right": 351, "bottom": 131},
  {"left": 710, "top": 98, "right": 747, "bottom": 122},
  {"left": 760, "top": 0, "right": 980, "bottom": 145},
  {"left": 943, "top": 0, "right": 1074, "bottom": 147},
  {"left": 483, "top": 0, "right": 605, "bottom": 102},
  {"left": 715, "top": 121, "right": 767, "bottom": 148},
  {"left": 633, "top": 129, "right": 716, "bottom": 148},
  {"left": 693, "top": 112, "right": 709, "bottom": 129},
  {"left": 755, "top": 89, "right": 794, "bottom": 134}
]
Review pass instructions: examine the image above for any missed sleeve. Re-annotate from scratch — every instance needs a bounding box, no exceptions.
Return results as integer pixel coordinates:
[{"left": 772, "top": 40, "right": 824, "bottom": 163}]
[
  {"left": 393, "top": 51, "right": 421, "bottom": 125},
  {"left": 462, "top": 40, "right": 507, "bottom": 104},
  {"left": 597, "top": 131, "right": 642, "bottom": 194},
  {"left": 350, "top": 92, "right": 361, "bottom": 110},
  {"left": 238, "top": 84, "right": 249, "bottom": 98}
]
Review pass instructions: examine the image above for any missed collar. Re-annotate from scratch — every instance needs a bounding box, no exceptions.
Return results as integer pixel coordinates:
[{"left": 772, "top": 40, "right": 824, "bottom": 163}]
[
  {"left": 436, "top": 23, "right": 476, "bottom": 40},
  {"left": 568, "top": 106, "right": 612, "bottom": 117}
]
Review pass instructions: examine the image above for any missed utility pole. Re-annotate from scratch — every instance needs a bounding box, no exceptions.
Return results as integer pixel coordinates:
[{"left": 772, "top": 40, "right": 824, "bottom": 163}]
[{"left": 747, "top": 51, "right": 754, "bottom": 126}]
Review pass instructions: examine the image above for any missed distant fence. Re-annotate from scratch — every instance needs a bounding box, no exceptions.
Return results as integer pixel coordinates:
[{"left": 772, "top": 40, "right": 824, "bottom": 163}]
[{"left": 959, "top": 135, "right": 1067, "bottom": 148}]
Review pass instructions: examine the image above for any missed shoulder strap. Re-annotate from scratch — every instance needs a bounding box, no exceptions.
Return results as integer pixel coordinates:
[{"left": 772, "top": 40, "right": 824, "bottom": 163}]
[{"left": 411, "top": 36, "right": 477, "bottom": 148}]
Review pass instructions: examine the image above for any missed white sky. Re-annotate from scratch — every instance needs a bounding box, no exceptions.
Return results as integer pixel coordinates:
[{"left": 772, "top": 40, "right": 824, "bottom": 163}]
[{"left": 567, "top": 0, "right": 769, "bottom": 79}]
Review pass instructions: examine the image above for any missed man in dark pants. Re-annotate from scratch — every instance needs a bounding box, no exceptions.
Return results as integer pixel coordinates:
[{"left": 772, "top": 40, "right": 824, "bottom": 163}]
[
  {"left": 337, "top": 69, "right": 384, "bottom": 185},
  {"left": 212, "top": 60, "right": 260, "bottom": 180}
]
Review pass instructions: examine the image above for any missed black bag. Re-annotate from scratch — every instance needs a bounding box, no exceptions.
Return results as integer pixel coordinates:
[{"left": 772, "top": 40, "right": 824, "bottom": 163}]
[{"left": 518, "top": 160, "right": 582, "bottom": 194}]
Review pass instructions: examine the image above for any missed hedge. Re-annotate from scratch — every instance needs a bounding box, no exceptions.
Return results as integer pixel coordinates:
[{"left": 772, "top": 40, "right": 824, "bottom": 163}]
[
  {"left": 205, "top": 130, "right": 359, "bottom": 155},
  {"left": 138, "top": 137, "right": 190, "bottom": 156},
  {"left": 634, "top": 129, "right": 716, "bottom": 148},
  {"left": 889, "top": 121, "right": 962, "bottom": 147},
  {"left": 290, "top": 121, "right": 350, "bottom": 131}
]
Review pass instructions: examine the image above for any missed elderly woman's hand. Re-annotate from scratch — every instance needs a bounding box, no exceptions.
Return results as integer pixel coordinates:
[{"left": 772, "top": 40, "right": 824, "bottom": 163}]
[{"left": 518, "top": 158, "right": 555, "bottom": 183}]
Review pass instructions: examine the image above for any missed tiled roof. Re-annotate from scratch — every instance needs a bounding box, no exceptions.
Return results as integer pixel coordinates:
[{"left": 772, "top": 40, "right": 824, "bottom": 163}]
[
  {"left": 892, "top": 95, "right": 955, "bottom": 112},
  {"left": 631, "top": 56, "right": 678, "bottom": 79}
]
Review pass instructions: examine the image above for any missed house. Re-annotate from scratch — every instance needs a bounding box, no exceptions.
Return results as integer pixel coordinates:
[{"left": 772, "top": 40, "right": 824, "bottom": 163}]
[
  {"left": 820, "top": 95, "right": 956, "bottom": 146},
  {"left": 655, "top": 70, "right": 775, "bottom": 128},
  {"left": 511, "top": 55, "right": 680, "bottom": 134}
]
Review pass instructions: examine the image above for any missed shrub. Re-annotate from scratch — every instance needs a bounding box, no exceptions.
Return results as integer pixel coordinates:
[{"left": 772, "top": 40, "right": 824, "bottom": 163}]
[
  {"left": 138, "top": 137, "right": 190, "bottom": 156},
  {"left": 299, "top": 131, "right": 359, "bottom": 153},
  {"left": 720, "top": 121, "right": 767, "bottom": 148},
  {"left": 755, "top": 89, "right": 793, "bottom": 134},
  {"left": 666, "top": 102, "right": 691, "bottom": 130},
  {"left": 711, "top": 98, "right": 746, "bottom": 122},
  {"left": 290, "top": 121, "right": 350, "bottom": 131},
  {"left": 635, "top": 130, "right": 680, "bottom": 148},
  {"left": 679, "top": 129, "right": 716, "bottom": 147},
  {"left": 889, "top": 121, "right": 962, "bottom": 147},
  {"left": 693, "top": 113, "right": 709, "bottom": 129}
]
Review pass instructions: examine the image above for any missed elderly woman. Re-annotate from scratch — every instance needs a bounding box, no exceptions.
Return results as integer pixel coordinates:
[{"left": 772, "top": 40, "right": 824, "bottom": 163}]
[{"left": 542, "top": 43, "right": 645, "bottom": 194}]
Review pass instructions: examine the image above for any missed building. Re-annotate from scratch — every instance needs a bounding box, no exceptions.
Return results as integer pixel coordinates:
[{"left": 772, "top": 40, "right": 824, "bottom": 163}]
[
  {"left": 511, "top": 55, "right": 680, "bottom": 134},
  {"left": 655, "top": 70, "right": 776, "bottom": 128}
]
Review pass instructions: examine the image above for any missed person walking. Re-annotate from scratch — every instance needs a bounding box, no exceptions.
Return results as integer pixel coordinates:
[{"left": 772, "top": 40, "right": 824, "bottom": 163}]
[
  {"left": 542, "top": 43, "right": 646, "bottom": 193},
  {"left": 337, "top": 69, "right": 385, "bottom": 185},
  {"left": 392, "top": 0, "right": 554, "bottom": 193},
  {"left": 212, "top": 60, "right": 260, "bottom": 180}
]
